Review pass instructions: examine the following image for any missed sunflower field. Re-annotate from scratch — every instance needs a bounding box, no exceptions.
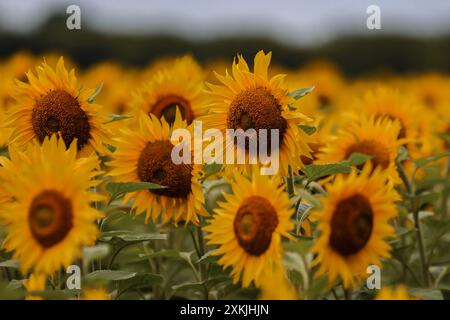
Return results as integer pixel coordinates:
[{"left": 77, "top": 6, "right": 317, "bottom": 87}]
[{"left": 0, "top": 50, "right": 449, "bottom": 301}]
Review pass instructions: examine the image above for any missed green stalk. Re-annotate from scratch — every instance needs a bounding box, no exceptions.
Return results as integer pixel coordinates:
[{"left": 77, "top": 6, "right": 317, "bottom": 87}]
[
  {"left": 286, "top": 165, "right": 295, "bottom": 197},
  {"left": 343, "top": 288, "right": 352, "bottom": 300},
  {"left": 197, "top": 225, "right": 207, "bottom": 280},
  {"left": 397, "top": 161, "right": 429, "bottom": 287},
  {"left": 441, "top": 159, "right": 450, "bottom": 218},
  {"left": 413, "top": 208, "right": 430, "bottom": 287}
]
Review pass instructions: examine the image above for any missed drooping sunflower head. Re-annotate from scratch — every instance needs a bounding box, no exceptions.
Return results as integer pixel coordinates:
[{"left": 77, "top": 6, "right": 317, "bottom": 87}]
[
  {"left": 312, "top": 163, "right": 399, "bottom": 288},
  {"left": 131, "top": 55, "right": 207, "bottom": 125},
  {"left": 108, "top": 110, "right": 206, "bottom": 225},
  {"left": 6, "top": 57, "right": 112, "bottom": 157},
  {"left": 316, "top": 115, "right": 404, "bottom": 185},
  {"left": 0, "top": 135, "right": 104, "bottom": 275},
  {"left": 202, "top": 50, "right": 312, "bottom": 177},
  {"left": 205, "top": 170, "right": 294, "bottom": 287}
]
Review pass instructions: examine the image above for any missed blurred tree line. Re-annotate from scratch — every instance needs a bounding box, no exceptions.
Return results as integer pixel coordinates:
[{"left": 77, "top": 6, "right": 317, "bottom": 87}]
[{"left": 1, "top": 15, "right": 449, "bottom": 75}]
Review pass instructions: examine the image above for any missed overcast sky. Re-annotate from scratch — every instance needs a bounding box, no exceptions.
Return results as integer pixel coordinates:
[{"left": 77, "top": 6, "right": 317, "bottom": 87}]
[{"left": 0, "top": 0, "right": 449, "bottom": 46}]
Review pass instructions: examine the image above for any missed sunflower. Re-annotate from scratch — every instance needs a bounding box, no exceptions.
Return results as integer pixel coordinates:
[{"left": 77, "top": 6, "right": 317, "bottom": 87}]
[
  {"left": 0, "top": 52, "right": 36, "bottom": 110},
  {"left": 201, "top": 50, "right": 312, "bottom": 177},
  {"left": 108, "top": 110, "right": 206, "bottom": 225},
  {"left": 404, "top": 74, "right": 450, "bottom": 154},
  {"left": 0, "top": 101, "right": 10, "bottom": 148},
  {"left": 312, "top": 163, "right": 399, "bottom": 288},
  {"left": 204, "top": 170, "right": 294, "bottom": 287},
  {"left": 376, "top": 285, "right": 411, "bottom": 300},
  {"left": 131, "top": 55, "right": 207, "bottom": 125},
  {"left": 347, "top": 87, "right": 431, "bottom": 159},
  {"left": 83, "top": 61, "right": 136, "bottom": 116},
  {"left": 0, "top": 135, "right": 104, "bottom": 275},
  {"left": 288, "top": 59, "right": 345, "bottom": 118},
  {"left": 407, "top": 73, "right": 450, "bottom": 117},
  {"left": 316, "top": 115, "right": 404, "bottom": 185},
  {"left": 24, "top": 273, "right": 46, "bottom": 300},
  {"left": 82, "top": 288, "right": 110, "bottom": 300},
  {"left": 6, "top": 57, "right": 111, "bottom": 157}
]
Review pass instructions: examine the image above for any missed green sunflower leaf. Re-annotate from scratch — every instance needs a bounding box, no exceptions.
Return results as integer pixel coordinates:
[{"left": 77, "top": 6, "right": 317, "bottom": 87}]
[
  {"left": 289, "top": 86, "right": 315, "bottom": 99},
  {"left": 171, "top": 276, "right": 230, "bottom": 294},
  {"left": 410, "top": 192, "right": 441, "bottom": 208},
  {"left": 138, "top": 249, "right": 182, "bottom": 260},
  {"left": 39, "top": 289, "right": 79, "bottom": 300},
  {"left": 413, "top": 151, "right": 450, "bottom": 169},
  {"left": 0, "top": 260, "right": 19, "bottom": 269},
  {"left": 409, "top": 288, "right": 443, "bottom": 300},
  {"left": 87, "top": 81, "right": 103, "bottom": 103},
  {"left": 85, "top": 270, "right": 137, "bottom": 282},
  {"left": 301, "top": 163, "right": 351, "bottom": 181},
  {"left": 397, "top": 145, "right": 409, "bottom": 162},
  {"left": 117, "top": 273, "right": 163, "bottom": 294},
  {"left": 83, "top": 244, "right": 111, "bottom": 261},
  {"left": 106, "top": 181, "right": 167, "bottom": 204},
  {"left": 196, "top": 251, "right": 219, "bottom": 265},
  {"left": 296, "top": 202, "right": 314, "bottom": 230},
  {"left": 298, "top": 124, "right": 317, "bottom": 135},
  {"left": 104, "top": 114, "right": 133, "bottom": 124},
  {"left": 100, "top": 230, "right": 167, "bottom": 242},
  {"left": 342, "top": 152, "right": 373, "bottom": 167},
  {"left": 301, "top": 152, "right": 371, "bottom": 182},
  {"left": 201, "top": 162, "right": 222, "bottom": 181}
]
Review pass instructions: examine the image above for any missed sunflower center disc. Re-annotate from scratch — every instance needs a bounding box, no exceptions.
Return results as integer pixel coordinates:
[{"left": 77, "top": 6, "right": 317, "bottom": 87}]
[
  {"left": 233, "top": 196, "right": 279, "bottom": 256},
  {"left": 329, "top": 194, "right": 374, "bottom": 256},
  {"left": 28, "top": 190, "right": 74, "bottom": 249},
  {"left": 345, "top": 140, "right": 390, "bottom": 169},
  {"left": 32, "top": 89, "right": 91, "bottom": 150},
  {"left": 151, "top": 94, "right": 193, "bottom": 124},
  {"left": 227, "top": 87, "right": 287, "bottom": 150},
  {"left": 317, "top": 94, "right": 331, "bottom": 109},
  {"left": 137, "top": 140, "right": 193, "bottom": 198}
]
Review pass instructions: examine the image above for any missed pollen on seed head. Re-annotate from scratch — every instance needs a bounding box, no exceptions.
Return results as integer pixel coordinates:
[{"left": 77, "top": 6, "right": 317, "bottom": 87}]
[
  {"left": 32, "top": 89, "right": 91, "bottom": 150},
  {"left": 233, "top": 195, "right": 279, "bottom": 256},
  {"left": 227, "top": 87, "right": 286, "bottom": 151},
  {"left": 329, "top": 194, "right": 374, "bottom": 256},
  {"left": 137, "top": 140, "right": 193, "bottom": 198},
  {"left": 28, "top": 190, "right": 73, "bottom": 249}
]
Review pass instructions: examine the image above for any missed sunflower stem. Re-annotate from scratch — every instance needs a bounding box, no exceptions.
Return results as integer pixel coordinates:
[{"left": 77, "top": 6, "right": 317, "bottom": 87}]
[
  {"left": 188, "top": 227, "right": 201, "bottom": 259},
  {"left": 197, "top": 224, "right": 207, "bottom": 281},
  {"left": 331, "top": 287, "right": 340, "bottom": 300},
  {"left": 343, "top": 288, "right": 352, "bottom": 300},
  {"left": 441, "top": 158, "right": 450, "bottom": 218},
  {"left": 397, "top": 161, "right": 430, "bottom": 287},
  {"left": 396, "top": 160, "right": 412, "bottom": 196},
  {"left": 413, "top": 209, "right": 430, "bottom": 287},
  {"left": 286, "top": 165, "right": 296, "bottom": 197}
]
